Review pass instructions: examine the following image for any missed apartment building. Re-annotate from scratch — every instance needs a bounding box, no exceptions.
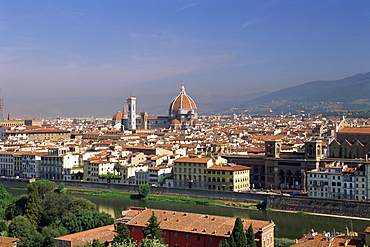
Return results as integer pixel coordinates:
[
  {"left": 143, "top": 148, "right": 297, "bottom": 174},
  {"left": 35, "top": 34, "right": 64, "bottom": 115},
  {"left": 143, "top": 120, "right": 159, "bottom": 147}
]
[
  {"left": 147, "top": 165, "right": 173, "bottom": 186},
  {"left": 173, "top": 157, "right": 213, "bottom": 189},
  {"left": 207, "top": 163, "right": 251, "bottom": 192},
  {"left": 40, "top": 147, "right": 79, "bottom": 180},
  {"left": 307, "top": 164, "right": 356, "bottom": 200},
  {"left": 354, "top": 164, "right": 367, "bottom": 200},
  {"left": 0, "top": 151, "right": 14, "bottom": 177}
]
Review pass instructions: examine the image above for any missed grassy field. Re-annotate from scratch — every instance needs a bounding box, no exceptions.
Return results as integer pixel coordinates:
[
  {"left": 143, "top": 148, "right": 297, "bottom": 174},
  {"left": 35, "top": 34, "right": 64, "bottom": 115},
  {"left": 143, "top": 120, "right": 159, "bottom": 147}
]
[{"left": 64, "top": 188, "right": 257, "bottom": 208}]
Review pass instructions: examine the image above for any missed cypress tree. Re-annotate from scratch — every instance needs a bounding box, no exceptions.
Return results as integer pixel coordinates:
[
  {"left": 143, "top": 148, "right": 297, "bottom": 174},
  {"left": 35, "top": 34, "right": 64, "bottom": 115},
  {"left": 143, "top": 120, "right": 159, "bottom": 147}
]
[
  {"left": 113, "top": 223, "right": 132, "bottom": 244},
  {"left": 24, "top": 190, "right": 41, "bottom": 226},
  {"left": 144, "top": 212, "right": 163, "bottom": 243},
  {"left": 246, "top": 223, "right": 256, "bottom": 247},
  {"left": 226, "top": 217, "right": 247, "bottom": 247}
]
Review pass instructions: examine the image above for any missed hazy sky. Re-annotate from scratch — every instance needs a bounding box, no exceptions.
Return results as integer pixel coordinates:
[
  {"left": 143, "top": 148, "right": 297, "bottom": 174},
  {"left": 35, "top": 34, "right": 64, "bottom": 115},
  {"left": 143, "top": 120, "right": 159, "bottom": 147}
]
[{"left": 1, "top": 1, "right": 369, "bottom": 118}]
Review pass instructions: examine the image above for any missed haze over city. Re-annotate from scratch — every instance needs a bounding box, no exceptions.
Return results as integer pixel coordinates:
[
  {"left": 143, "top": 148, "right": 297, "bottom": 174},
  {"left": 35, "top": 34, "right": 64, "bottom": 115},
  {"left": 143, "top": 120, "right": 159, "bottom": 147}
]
[{"left": 1, "top": 0, "right": 369, "bottom": 118}]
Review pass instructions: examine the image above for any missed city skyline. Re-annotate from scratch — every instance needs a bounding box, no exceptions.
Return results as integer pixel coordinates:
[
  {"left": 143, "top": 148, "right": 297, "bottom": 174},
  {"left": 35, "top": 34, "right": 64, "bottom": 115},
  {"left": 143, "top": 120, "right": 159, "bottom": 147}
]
[{"left": 1, "top": 1, "right": 369, "bottom": 118}]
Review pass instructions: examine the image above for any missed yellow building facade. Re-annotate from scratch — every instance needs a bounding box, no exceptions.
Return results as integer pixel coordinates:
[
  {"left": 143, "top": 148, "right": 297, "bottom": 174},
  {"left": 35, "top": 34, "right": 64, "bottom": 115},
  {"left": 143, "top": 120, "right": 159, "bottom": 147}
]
[{"left": 207, "top": 164, "right": 251, "bottom": 192}]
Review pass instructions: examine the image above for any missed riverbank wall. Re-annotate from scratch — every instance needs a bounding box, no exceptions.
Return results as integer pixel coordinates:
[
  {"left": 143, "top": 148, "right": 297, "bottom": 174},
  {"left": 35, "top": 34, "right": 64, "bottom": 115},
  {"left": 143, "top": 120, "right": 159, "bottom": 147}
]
[
  {"left": 266, "top": 196, "right": 370, "bottom": 218},
  {"left": 2, "top": 178, "right": 370, "bottom": 218}
]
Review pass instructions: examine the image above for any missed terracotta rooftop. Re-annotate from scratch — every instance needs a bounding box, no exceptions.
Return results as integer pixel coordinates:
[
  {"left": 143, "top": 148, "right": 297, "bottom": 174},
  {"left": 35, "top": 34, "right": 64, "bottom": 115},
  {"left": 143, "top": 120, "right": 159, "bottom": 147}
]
[
  {"left": 54, "top": 224, "right": 116, "bottom": 246},
  {"left": 339, "top": 127, "right": 370, "bottom": 134},
  {"left": 174, "top": 157, "right": 212, "bottom": 163},
  {"left": 0, "top": 236, "right": 19, "bottom": 247},
  {"left": 207, "top": 164, "right": 251, "bottom": 171},
  {"left": 292, "top": 231, "right": 363, "bottom": 247},
  {"left": 122, "top": 208, "right": 274, "bottom": 238}
]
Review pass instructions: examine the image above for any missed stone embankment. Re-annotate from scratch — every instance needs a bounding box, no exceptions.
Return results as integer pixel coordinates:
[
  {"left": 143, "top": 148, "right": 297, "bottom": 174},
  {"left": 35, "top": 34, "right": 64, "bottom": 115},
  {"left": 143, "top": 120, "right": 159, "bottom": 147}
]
[
  {"left": 2, "top": 178, "right": 370, "bottom": 219},
  {"left": 266, "top": 196, "right": 370, "bottom": 218}
]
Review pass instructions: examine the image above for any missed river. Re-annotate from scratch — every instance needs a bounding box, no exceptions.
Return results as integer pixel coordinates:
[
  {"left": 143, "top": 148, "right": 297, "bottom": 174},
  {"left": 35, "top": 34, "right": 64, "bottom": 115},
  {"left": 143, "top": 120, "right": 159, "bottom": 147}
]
[{"left": 7, "top": 188, "right": 370, "bottom": 240}]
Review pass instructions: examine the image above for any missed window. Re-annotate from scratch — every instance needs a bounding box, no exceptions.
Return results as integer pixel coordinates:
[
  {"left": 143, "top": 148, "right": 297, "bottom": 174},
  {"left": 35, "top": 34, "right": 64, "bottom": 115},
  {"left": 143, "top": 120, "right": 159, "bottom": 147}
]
[
  {"left": 209, "top": 236, "right": 213, "bottom": 243},
  {"left": 185, "top": 233, "right": 188, "bottom": 239},
  {"left": 174, "top": 232, "right": 177, "bottom": 238},
  {"left": 197, "top": 234, "right": 201, "bottom": 241}
]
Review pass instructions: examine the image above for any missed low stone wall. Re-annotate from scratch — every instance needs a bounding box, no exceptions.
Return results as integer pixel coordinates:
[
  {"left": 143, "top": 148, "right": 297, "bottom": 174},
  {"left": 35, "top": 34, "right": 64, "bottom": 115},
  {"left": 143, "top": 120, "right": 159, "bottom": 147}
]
[
  {"left": 0, "top": 178, "right": 29, "bottom": 188},
  {"left": 266, "top": 196, "right": 370, "bottom": 218}
]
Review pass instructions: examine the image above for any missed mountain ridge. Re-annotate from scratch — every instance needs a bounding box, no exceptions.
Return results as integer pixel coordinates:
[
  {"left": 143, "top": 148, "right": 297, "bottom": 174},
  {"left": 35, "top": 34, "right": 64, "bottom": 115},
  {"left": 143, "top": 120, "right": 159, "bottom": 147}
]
[{"left": 233, "top": 72, "right": 370, "bottom": 114}]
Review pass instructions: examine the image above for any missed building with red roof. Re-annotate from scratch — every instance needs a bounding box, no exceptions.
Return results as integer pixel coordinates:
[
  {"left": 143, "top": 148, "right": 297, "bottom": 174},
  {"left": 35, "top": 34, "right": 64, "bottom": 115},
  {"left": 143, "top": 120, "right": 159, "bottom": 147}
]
[{"left": 121, "top": 207, "right": 275, "bottom": 247}]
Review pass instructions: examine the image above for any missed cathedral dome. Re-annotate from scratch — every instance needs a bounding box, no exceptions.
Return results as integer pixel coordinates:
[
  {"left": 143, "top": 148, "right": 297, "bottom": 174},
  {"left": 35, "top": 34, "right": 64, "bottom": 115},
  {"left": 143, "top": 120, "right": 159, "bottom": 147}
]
[
  {"left": 171, "top": 119, "right": 181, "bottom": 125},
  {"left": 169, "top": 84, "right": 197, "bottom": 113},
  {"left": 112, "top": 111, "right": 123, "bottom": 121}
]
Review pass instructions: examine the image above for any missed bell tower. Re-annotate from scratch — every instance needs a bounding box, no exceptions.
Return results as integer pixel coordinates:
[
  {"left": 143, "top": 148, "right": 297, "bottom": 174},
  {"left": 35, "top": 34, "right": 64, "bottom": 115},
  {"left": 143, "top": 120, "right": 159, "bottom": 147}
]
[
  {"left": 304, "top": 140, "right": 322, "bottom": 160},
  {"left": 126, "top": 96, "right": 136, "bottom": 130},
  {"left": 265, "top": 140, "right": 281, "bottom": 158}
]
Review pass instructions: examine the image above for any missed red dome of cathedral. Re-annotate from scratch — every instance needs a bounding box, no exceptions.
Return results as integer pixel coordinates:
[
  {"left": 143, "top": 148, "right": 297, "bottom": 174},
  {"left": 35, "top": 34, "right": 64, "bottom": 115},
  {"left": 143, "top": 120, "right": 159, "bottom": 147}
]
[
  {"left": 112, "top": 111, "right": 123, "bottom": 121},
  {"left": 169, "top": 84, "right": 197, "bottom": 113},
  {"left": 171, "top": 119, "right": 181, "bottom": 125}
]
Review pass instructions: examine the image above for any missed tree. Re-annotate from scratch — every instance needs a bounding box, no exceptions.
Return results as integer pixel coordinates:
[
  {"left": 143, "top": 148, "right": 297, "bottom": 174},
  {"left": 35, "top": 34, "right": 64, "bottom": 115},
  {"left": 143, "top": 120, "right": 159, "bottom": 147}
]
[
  {"left": 0, "top": 220, "right": 7, "bottom": 232},
  {"left": 113, "top": 223, "right": 132, "bottom": 244},
  {"left": 138, "top": 184, "right": 150, "bottom": 198},
  {"left": 111, "top": 241, "right": 137, "bottom": 247},
  {"left": 24, "top": 190, "right": 41, "bottom": 226},
  {"left": 92, "top": 239, "right": 103, "bottom": 247},
  {"left": 39, "top": 226, "right": 69, "bottom": 247},
  {"left": 246, "top": 224, "right": 256, "bottom": 247},
  {"left": 4, "top": 194, "right": 28, "bottom": 220},
  {"left": 144, "top": 212, "right": 163, "bottom": 243},
  {"left": 62, "top": 209, "right": 113, "bottom": 234},
  {"left": 57, "top": 182, "right": 65, "bottom": 193},
  {"left": 27, "top": 179, "right": 55, "bottom": 200},
  {"left": 140, "top": 238, "right": 168, "bottom": 247},
  {"left": 226, "top": 217, "right": 247, "bottom": 247},
  {"left": 8, "top": 215, "right": 38, "bottom": 247},
  {"left": 0, "top": 184, "right": 13, "bottom": 218},
  {"left": 113, "top": 162, "right": 122, "bottom": 175},
  {"left": 41, "top": 193, "right": 96, "bottom": 227},
  {"left": 75, "top": 239, "right": 104, "bottom": 247}
]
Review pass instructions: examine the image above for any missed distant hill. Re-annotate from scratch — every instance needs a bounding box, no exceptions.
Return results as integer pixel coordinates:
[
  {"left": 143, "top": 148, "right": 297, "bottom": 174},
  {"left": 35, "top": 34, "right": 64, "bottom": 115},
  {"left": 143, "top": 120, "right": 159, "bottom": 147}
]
[{"left": 235, "top": 72, "right": 370, "bottom": 114}]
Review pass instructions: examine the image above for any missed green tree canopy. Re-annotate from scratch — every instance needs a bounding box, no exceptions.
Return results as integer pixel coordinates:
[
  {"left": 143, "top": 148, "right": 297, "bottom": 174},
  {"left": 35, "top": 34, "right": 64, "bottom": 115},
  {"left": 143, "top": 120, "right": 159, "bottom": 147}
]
[
  {"left": 27, "top": 179, "right": 55, "bottom": 200},
  {"left": 57, "top": 182, "right": 65, "bottom": 193},
  {"left": 140, "top": 238, "right": 168, "bottom": 247},
  {"left": 4, "top": 194, "right": 28, "bottom": 220},
  {"left": 41, "top": 193, "right": 96, "bottom": 226},
  {"left": 8, "top": 215, "right": 39, "bottom": 247},
  {"left": 0, "top": 220, "right": 8, "bottom": 232},
  {"left": 138, "top": 184, "right": 150, "bottom": 198},
  {"left": 0, "top": 184, "right": 13, "bottom": 219},
  {"left": 62, "top": 209, "right": 113, "bottom": 234},
  {"left": 111, "top": 241, "right": 136, "bottom": 247},
  {"left": 143, "top": 212, "right": 163, "bottom": 243},
  {"left": 38, "top": 225, "right": 69, "bottom": 247}
]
